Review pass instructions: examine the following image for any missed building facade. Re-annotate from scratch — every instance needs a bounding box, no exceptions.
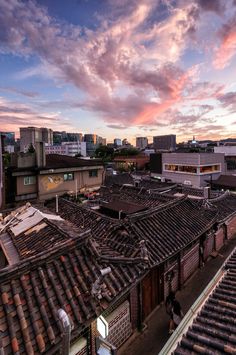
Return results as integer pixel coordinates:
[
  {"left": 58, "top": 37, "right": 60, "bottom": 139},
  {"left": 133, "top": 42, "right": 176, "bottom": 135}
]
[
  {"left": 151, "top": 152, "right": 226, "bottom": 187},
  {"left": 114, "top": 138, "right": 122, "bottom": 147},
  {"left": 20, "top": 127, "right": 53, "bottom": 152},
  {"left": 153, "top": 134, "right": 176, "bottom": 151},
  {"left": 45, "top": 142, "right": 87, "bottom": 157},
  {"left": 136, "top": 137, "right": 148, "bottom": 150}
]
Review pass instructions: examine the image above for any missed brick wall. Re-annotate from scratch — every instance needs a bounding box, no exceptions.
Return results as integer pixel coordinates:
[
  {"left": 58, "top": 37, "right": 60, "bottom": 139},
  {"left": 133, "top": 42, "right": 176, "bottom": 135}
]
[
  {"left": 226, "top": 216, "right": 236, "bottom": 239},
  {"left": 129, "top": 286, "right": 139, "bottom": 330},
  {"left": 106, "top": 300, "right": 132, "bottom": 349},
  {"left": 215, "top": 228, "right": 224, "bottom": 251},
  {"left": 181, "top": 243, "right": 199, "bottom": 283}
]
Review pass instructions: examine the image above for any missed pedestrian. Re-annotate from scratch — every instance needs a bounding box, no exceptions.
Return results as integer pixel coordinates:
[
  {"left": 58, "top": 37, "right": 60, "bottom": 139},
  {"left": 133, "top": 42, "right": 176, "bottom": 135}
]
[
  {"left": 172, "top": 298, "right": 183, "bottom": 329},
  {"left": 165, "top": 291, "right": 175, "bottom": 334}
]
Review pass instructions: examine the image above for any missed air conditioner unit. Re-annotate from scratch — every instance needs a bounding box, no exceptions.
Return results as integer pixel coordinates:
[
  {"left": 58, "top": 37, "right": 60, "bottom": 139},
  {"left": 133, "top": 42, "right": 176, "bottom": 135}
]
[{"left": 184, "top": 180, "right": 192, "bottom": 186}]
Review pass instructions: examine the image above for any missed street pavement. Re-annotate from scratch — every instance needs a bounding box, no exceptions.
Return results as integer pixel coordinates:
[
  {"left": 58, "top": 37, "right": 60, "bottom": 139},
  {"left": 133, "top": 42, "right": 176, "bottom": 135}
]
[{"left": 118, "top": 237, "right": 236, "bottom": 355}]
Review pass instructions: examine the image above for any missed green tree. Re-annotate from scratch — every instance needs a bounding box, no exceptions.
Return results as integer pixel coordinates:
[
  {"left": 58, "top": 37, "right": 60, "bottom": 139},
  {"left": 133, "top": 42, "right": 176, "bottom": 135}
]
[
  {"left": 95, "top": 146, "right": 114, "bottom": 162},
  {"left": 27, "top": 143, "right": 35, "bottom": 153}
]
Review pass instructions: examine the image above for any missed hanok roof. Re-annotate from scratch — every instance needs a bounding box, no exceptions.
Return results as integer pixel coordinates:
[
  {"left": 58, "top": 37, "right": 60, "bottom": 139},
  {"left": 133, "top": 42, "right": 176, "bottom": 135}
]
[
  {"left": 0, "top": 204, "right": 79, "bottom": 261},
  {"left": 211, "top": 174, "right": 236, "bottom": 188},
  {"left": 0, "top": 233, "right": 147, "bottom": 354},
  {"left": 100, "top": 199, "right": 147, "bottom": 215},
  {"left": 104, "top": 173, "right": 133, "bottom": 187},
  {"left": 208, "top": 191, "right": 236, "bottom": 222},
  {"left": 128, "top": 197, "right": 218, "bottom": 265},
  {"left": 49, "top": 197, "right": 218, "bottom": 268},
  {"left": 171, "top": 247, "right": 236, "bottom": 354},
  {"left": 100, "top": 185, "right": 177, "bottom": 209}
]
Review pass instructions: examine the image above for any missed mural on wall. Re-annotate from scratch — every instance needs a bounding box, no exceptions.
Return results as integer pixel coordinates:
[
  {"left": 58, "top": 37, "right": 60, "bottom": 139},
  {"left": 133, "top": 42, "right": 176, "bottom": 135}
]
[{"left": 41, "top": 175, "right": 64, "bottom": 191}]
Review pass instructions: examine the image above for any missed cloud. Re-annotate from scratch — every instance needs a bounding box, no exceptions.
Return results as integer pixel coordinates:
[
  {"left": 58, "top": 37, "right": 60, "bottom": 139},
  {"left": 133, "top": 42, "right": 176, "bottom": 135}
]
[
  {"left": 213, "top": 11, "right": 236, "bottom": 69},
  {"left": 217, "top": 91, "right": 236, "bottom": 112},
  {"left": 106, "top": 124, "right": 128, "bottom": 129},
  {"left": 0, "top": 0, "right": 201, "bottom": 128},
  {"left": 0, "top": 86, "right": 38, "bottom": 97},
  {"left": 195, "top": 0, "right": 225, "bottom": 14},
  {"left": 0, "top": 97, "right": 77, "bottom": 133}
]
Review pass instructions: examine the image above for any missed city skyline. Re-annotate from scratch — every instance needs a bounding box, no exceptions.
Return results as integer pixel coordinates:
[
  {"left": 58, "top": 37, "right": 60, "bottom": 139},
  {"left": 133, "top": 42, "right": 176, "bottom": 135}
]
[{"left": 1, "top": 0, "right": 236, "bottom": 143}]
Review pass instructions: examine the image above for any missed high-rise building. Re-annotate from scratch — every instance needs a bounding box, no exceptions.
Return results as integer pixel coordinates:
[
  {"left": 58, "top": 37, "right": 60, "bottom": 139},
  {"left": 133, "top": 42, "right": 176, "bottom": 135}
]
[
  {"left": 0, "top": 132, "right": 15, "bottom": 145},
  {"left": 20, "top": 127, "right": 42, "bottom": 152},
  {"left": 114, "top": 138, "right": 122, "bottom": 147},
  {"left": 153, "top": 134, "right": 176, "bottom": 151},
  {"left": 41, "top": 128, "right": 53, "bottom": 145},
  {"left": 136, "top": 137, "right": 148, "bottom": 149}
]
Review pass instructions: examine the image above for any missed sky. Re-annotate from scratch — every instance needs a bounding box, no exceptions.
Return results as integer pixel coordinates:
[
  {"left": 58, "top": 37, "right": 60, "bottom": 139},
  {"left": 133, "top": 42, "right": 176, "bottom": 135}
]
[{"left": 1, "top": 0, "right": 236, "bottom": 143}]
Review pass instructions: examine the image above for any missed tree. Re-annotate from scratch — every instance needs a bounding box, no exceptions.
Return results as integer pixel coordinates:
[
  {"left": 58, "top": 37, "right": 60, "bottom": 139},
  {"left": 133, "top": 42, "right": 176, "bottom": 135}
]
[
  {"left": 95, "top": 146, "right": 114, "bottom": 162},
  {"left": 27, "top": 143, "right": 35, "bottom": 153},
  {"left": 114, "top": 148, "right": 139, "bottom": 157}
]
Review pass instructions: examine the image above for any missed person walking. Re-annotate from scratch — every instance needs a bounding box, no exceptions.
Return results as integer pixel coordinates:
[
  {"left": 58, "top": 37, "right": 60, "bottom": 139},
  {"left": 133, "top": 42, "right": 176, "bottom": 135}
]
[
  {"left": 165, "top": 291, "right": 175, "bottom": 334},
  {"left": 172, "top": 298, "right": 184, "bottom": 329}
]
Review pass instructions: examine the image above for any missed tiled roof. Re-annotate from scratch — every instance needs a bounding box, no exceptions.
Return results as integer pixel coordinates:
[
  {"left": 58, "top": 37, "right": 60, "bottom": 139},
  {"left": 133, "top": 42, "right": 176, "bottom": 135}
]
[
  {"left": 50, "top": 197, "right": 218, "bottom": 267},
  {"left": 43, "top": 154, "right": 103, "bottom": 169},
  {"left": 46, "top": 198, "right": 146, "bottom": 259},
  {"left": 0, "top": 227, "right": 147, "bottom": 354},
  {"left": 173, "top": 248, "right": 236, "bottom": 354},
  {"left": 128, "top": 197, "right": 218, "bottom": 265},
  {"left": 100, "top": 185, "right": 177, "bottom": 209},
  {"left": 211, "top": 174, "right": 236, "bottom": 188},
  {"left": 104, "top": 173, "right": 133, "bottom": 187},
  {"left": 208, "top": 191, "right": 236, "bottom": 222}
]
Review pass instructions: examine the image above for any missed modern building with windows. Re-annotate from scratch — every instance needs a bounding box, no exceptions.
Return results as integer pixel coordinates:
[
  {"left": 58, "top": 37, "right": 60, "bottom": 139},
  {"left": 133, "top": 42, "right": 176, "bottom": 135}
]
[
  {"left": 150, "top": 152, "right": 225, "bottom": 187},
  {"left": 136, "top": 137, "right": 148, "bottom": 150},
  {"left": 153, "top": 134, "right": 176, "bottom": 151},
  {"left": 45, "top": 142, "right": 87, "bottom": 157}
]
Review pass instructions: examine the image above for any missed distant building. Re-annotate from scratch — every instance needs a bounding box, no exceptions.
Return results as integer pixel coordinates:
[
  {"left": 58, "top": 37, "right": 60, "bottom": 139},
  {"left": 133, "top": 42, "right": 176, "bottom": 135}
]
[
  {"left": 53, "top": 131, "right": 83, "bottom": 144},
  {"left": 150, "top": 152, "right": 225, "bottom": 187},
  {"left": 0, "top": 132, "right": 15, "bottom": 145},
  {"left": 114, "top": 138, "right": 122, "bottom": 147},
  {"left": 45, "top": 142, "right": 86, "bottom": 157},
  {"left": 84, "top": 134, "right": 99, "bottom": 156},
  {"left": 41, "top": 128, "right": 53, "bottom": 145},
  {"left": 136, "top": 137, "right": 148, "bottom": 149},
  {"left": 20, "top": 127, "right": 42, "bottom": 152},
  {"left": 20, "top": 127, "right": 53, "bottom": 152},
  {"left": 153, "top": 134, "right": 176, "bottom": 151}
]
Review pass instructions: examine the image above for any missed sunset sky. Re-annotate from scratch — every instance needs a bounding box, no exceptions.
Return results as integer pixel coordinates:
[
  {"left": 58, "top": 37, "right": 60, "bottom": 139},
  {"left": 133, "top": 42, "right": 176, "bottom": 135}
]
[{"left": 1, "top": 0, "right": 236, "bottom": 143}]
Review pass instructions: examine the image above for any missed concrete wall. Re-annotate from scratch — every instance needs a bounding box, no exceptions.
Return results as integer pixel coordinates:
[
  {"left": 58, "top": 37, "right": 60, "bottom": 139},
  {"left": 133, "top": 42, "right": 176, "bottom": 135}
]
[
  {"left": 16, "top": 175, "right": 37, "bottom": 195},
  {"left": 38, "top": 168, "right": 103, "bottom": 200},
  {"left": 17, "top": 152, "right": 36, "bottom": 168}
]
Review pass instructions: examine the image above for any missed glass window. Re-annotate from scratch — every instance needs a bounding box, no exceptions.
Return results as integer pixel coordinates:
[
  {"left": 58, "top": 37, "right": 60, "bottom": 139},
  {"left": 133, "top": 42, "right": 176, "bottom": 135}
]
[
  {"left": 24, "top": 176, "right": 36, "bottom": 185},
  {"left": 64, "top": 173, "right": 74, "bottom": 181},
  {"left": 200, "top": 165, "right": 220, "bottom": 174},
  {"left": 89, "top": 170, "right": 98, "bottom": 178},
  {"left": 164, "top": 164, "right": 197, "bottom": 174}
]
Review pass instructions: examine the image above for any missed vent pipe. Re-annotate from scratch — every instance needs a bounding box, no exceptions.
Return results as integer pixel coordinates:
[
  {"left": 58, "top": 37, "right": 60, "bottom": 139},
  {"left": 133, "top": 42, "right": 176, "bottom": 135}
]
[
  {"left": 58, "top": 309, "right": 71, "bottom": 355},
  {"left": 56, "top": 194, "right": 59, "bottom": 213}
]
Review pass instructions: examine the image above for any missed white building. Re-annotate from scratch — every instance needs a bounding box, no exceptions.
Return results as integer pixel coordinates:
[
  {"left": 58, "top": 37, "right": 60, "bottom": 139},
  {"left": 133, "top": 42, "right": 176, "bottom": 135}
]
[
  {"left": 214, "top": 145, "right": 236, "bottom": 156},
  {"left": 151, "top": 152, "right": 226, "bottom": 187},
  {"left": 45, "top": 142, "right": 86, "bottom": 157}
]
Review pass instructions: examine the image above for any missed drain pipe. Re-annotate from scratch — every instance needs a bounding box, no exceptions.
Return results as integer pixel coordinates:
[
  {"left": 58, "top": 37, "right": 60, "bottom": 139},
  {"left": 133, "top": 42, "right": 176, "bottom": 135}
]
[
  {"left": 58, "top": 309, "right": 72, "bottom": 355},
  {"left": 56, "top": 195, "right": 59, "bottom": 213}
]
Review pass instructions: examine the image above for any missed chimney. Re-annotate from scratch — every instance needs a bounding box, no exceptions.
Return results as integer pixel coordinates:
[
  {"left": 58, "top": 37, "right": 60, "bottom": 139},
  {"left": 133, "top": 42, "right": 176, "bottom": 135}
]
[
  {"left": 35, "top": 142, "right": 46, "bottom": 167},
  {"left": 204, "top": 186, "right": 210, "bottom": 199}
]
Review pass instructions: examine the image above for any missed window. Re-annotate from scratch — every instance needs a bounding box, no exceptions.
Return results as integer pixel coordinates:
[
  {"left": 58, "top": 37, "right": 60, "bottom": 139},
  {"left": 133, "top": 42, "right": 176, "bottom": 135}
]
[
  {"left": 63, "top": 173, "right": 74, "bottom": 181},
  {"left": 164, "top": 164, "right": 197, "bottom": 174},
  {"left": 199, "top": 165, "right": 220, "bottom": 174},
  {"left": 24, "top": 176, "right": 36, "bottom": 185},
  {"left": 89, "top": 169, "right": 98, "bottom": 178}
]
